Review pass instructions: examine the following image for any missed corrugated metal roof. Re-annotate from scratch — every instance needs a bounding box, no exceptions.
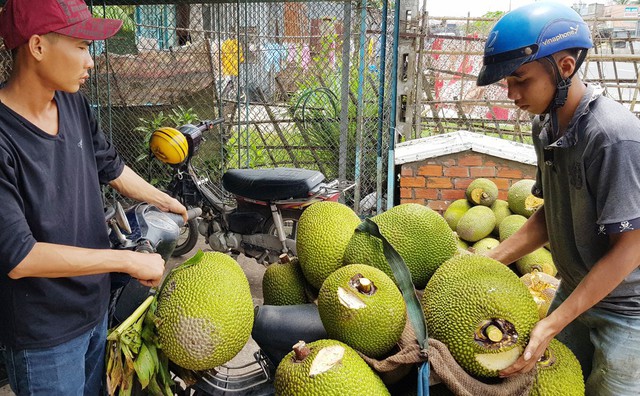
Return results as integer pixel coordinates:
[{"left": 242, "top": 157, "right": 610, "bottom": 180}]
[{"left": 395, "top": 131, "right": 537, "bottom": 165}]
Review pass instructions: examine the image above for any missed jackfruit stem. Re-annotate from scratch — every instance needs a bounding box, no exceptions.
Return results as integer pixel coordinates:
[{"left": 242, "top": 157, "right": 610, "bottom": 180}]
[
  {"left": 486, "top": 324, "right": 503, "bottom": 342},
  {"left": 293, "top": 340, "right": 310, "bottom": 361},
  {"left": 108, "top": 295, "right": 155, "bottom": 341},
  {"left": 358, "top": 278, "right": 372, "bottom": 293},
  {"left": 279, "top": 254, "right": 291, "bottom": 264}
]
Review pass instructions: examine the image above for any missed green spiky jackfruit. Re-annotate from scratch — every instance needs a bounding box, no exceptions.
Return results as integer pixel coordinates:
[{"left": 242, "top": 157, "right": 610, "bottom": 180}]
[
  {"left": 422, "top": 254, "right": 539, "bottom": 378},
  {"left": 456, "top": 206, "right": 496, "bottom": 243},
  {"left": 516, "top": 248, "right": 557, "bottom": 277},
  {"left": 297, "top": 201, "right": 361, "bottom": 290},
  {"left": 530, "top": 339, "right": 584, "bottom": 396},
  {"left": 156, "top": 251, "right": 254, "bottom": 371},
  {"left": 274, "top": 339, "right": 390, "bottom": 396},
  {"left": 443, "top": 199, "right": 472, "bottom": 231},
  {"left": 466, "top": 178, "right": 499, "bottom": 207},
  {"left": 318, "top": 264, "right": 406, "bottom": 358},
  {"left": 490, "top": 199, "right": 512, "bottom": 235},
  {"left": 342, "top": 203, "right": 457, "bottom": 289},
  {"left": 472, "top": 237, "right": 500, "bottom": 253},
  {"left": 498, "top": 214, "right": 528, "bottom": 242},
  {"left": 262, "top": 255, "right": 309, "bottom": 305},
  {"left": 508, "top": 180, "right": 543, "bottom": 217}
]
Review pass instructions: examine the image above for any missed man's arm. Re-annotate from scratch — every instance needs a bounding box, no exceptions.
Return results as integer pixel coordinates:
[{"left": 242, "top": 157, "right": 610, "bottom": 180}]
[
  {"left": 109, "top": 165, "right": 187, "bottom": 220},
  {"left": 487, "top": 207, "right": 549, "bottom": 264},
  {"left": 499, "top": 228, "right": 640, "bottom": 377},
  {"left": 8, "top": 242, "right": 165, "bottom": 287}
]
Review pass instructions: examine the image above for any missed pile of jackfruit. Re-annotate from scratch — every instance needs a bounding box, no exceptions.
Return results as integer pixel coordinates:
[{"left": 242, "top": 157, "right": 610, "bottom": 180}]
[{"left": 264, "top": 199, "right": 583, "bottom": 395}]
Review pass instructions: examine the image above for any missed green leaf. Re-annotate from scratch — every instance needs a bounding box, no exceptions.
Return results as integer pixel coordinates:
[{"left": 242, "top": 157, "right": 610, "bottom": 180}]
[{"left": 132, "top": 343, "right": 154, "bottom": 389}]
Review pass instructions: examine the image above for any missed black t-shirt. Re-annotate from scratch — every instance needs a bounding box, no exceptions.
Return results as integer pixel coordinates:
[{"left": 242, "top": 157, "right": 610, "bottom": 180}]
[{"left": 0, "top": 90, "right": 124, "bottom": 349}]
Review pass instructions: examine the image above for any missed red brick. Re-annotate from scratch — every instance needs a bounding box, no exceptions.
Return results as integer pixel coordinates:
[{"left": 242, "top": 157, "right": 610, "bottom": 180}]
[
  {"left": 401, "top": 198, "right": 425, "bottom": 205},
  {"left": 426, "top": 177, "right": 453, "bottom": 189},
  {"left": 400, "top": 166, "right": 415, "bottom": 177},
  {"left": 470, "top": 167, "right": 497, "bottom": 178},
  {"left": 440, "top": 158, "right": 457, "bottom": 167},
  {"left": 444, "top": 166, "right": 469, "bottom": 177},
  {"left": 400, "top": 176, "right": 425, "bottom": 188},
  {"left": 489, "top": 178, "right": 510, "bottom": 190},
  {"left": 497, "top": 168, "right": 523, "bottom": 179},
  {"left": 454, "top": 178, "right": 473, "bottom": 190},
  {"left": 417, "top": 164, "right": 443, "bottom": 177},
  {"left": 441, "top": 189, "right": 466, "bottom": 200},
  {"left": 427, "top": 200, "right": 448, "bottom": 213},
  {"left": 400, "top": 188, "right": 413, "bottom": 199},
  {"left": 415, "top": 188, "right": 438, "bottom": 199},
  {"left": 498, "top": 191, "right": 508, "bottom": 200},
  {"left": 458, "top": 154, "right": 484, "bottom": 166},
  {"left": 484, "top": 159, "right": 498, "bottom": 167}
]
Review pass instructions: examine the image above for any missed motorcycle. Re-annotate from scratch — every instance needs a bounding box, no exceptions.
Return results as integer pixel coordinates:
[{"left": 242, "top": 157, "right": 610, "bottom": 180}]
[{"left": 149, "top": 119, "right": 355, "bottom": 263}]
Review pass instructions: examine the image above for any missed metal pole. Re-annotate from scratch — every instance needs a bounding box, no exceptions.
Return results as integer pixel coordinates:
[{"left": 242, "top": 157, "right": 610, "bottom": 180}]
[
  {"left": 376, "top": 0, "right": 389, "bottom": 214},
  {"left": 339, "top": 1, "right": 352, "bottom": 187},
  {"left": 354, "top": 0, "right": 368, "bottom": 214},
  {"left": 387, "top": 0, "right": 401, "bottom": 210}
]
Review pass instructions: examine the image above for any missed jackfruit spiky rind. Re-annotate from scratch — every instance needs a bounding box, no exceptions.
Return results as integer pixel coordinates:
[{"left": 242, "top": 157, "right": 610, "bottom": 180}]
[
  {"left": 471, "top": 237, "right": 500, "bottom": 253},
  {"left": 274, "top": 339, "right": 390, "bottom": 396},
  {"left": 156, "top": 251, "right": 254, "bottom": 371},
  {"left": 342, "top": 203, "right": 457, "bottom": 289},
  {"left": 422, "top": 254, "right": 539, "bottom": 377},
  {"left": 508, "top": 180, "right": 543, "bottom": 217},
  {"left": 516, "top": 248, "right": 557, "bottom": 277},
  {"left": 490, "top": 199, "right": 512, "bottom": 235},
  {"left": 466, "top": 178, "right": 499, "bottom": 206},
  {"left": 297, "top": 201, "right": 362, "bottom": 289},
  {"left": 443, "top": 199, "right": 472, "bottom": 231},
  {"left": 456, "top": 206, "right": 497, "bottom": 243},
  {"left": 318, "top": 264, "right": 407, "bottom": 358},
  {"left": 498, "top": 214, "right": 528, "bottom": 242},
  {"left": 262, "top": 258, "right": 309, "bottom": 305},
  {"left": 530, "top": 339, "right": 585, "bottom": 396}
]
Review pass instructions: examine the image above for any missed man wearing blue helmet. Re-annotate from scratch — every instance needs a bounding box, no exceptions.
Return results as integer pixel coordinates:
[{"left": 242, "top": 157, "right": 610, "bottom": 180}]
[{"left": 480, "top": 2, "right": 640, "bottom": 395}]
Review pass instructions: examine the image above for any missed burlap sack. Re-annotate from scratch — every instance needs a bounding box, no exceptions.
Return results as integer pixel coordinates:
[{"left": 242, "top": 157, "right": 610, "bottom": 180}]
[{"left": 359, "top": 322, "right": 537, "bottom": 395}]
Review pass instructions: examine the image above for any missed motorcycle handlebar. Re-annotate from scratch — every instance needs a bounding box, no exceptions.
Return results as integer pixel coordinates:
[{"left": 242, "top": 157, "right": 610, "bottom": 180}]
[
  {"left": 196, "top": 118, "right": 225, "bottom": 134},
  {"left": 162, "top": 207, "right": 202, "bottom": 227}
]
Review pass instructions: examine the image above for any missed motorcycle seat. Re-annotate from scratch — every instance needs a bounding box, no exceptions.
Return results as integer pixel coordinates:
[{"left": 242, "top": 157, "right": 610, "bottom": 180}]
[{"left": 222, "top": 167, "right": 326, "bottom": 201}]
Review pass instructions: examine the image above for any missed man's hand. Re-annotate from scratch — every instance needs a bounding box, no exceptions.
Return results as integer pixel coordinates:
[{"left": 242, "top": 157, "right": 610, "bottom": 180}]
[
  {"left": 499, "top": 316, "right": 559, "bottom": 377},
  {"left": 127, "top": 251, "right": 165, "bottom": 287},
  {"left": 164, "top": 196, "right": 188, "bottom": 223}
]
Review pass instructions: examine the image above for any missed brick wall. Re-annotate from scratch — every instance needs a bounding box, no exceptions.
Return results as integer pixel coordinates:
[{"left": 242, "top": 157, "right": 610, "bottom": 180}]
[{"left": 399, "top": 151, "right": 537, "bottom": 213}]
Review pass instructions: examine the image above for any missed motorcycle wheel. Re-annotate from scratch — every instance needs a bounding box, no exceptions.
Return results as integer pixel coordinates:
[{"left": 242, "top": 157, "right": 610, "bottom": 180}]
[
  {"left": 263, "top": 209, "right": 302, "bottom": 240},
  {"left": 171, "top": 218, "right": 199, "bottom": 257}
]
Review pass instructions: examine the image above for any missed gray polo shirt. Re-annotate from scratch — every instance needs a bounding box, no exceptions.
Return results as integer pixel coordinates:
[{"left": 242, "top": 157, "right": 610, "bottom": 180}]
[{"left": 532, "top": 84, "right": 640, "bottom": 315}]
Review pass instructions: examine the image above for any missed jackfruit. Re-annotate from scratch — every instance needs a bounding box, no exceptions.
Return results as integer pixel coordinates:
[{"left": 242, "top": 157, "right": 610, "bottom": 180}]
[
  {"left": 454, "top": 232, "right": 469, "bottom": 250},
  {"left": 297, "top": 201, "right": 361, "bottom": 289},
  {"left": 521, "top": 271, "right": 560, "bottom": 319},
  {"left": 422, "top": 254, "right": 539, "bottom": 377},
  {"left": 443, "top": 199, "right": 472, "bottom": 231},
  {"left": 516, "top": 248, "right": 557, "bottom": 276},
  {"left": 318, "top": 264, "right": 406, "bottom": 358},
  {"left": 471, "top": 237, "right": 500, "bottom": 253},
  {"left": 156, "top": 251, "right": 254, "bottom": 371},
  {"left": 456, "top": 206, "right": 496, "bottom": 243},
  {"left": 508, "top": 179, "right": 543, "bottom": 217},
  {"left": 498, "top": 214, "right": 528, "bottom": 242},
  {"left": 490, "top": 199, "right": 512, "bottom": 235},
  {"left": 466, "top": 178, "right": 499, "bottom": 207},
  {"left": 262, "top": 255, "right": 310, "bottom": 306},
  {"left": 274, "top": 339, "right": 390, "bottom": 396},
  {"left": 530, "top": 339, "right": 584, "bottom": 396},
  {"left": 343, "top": 203, "right": 457, "bottom": 289}
]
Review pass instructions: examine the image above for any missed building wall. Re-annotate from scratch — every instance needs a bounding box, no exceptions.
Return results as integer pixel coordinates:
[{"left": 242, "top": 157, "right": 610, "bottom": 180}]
[{"left": 399, "top": 151, "right": 537, "bottom": 213}]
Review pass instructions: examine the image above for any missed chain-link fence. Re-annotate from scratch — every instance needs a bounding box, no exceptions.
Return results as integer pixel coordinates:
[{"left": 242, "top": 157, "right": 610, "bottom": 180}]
[{"left": 0, "top": 1, "right": 395, "bottom": 215}]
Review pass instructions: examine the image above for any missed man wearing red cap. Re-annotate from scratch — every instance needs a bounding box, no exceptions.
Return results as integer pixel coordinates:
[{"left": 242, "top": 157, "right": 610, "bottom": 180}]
[{"left": 0, "top": 1, "right": 187, "bottom": 394}]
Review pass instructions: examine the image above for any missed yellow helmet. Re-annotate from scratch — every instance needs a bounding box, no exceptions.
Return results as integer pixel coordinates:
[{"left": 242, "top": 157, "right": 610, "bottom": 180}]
[{"left": 149, "top": 127, "right": 189, "bottom": 165}]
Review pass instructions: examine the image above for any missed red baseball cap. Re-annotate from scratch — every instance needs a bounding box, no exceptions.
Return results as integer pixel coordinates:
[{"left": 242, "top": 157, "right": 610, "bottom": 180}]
[{"left": 0, "top": 0, "right": 123, "bottom": 50}]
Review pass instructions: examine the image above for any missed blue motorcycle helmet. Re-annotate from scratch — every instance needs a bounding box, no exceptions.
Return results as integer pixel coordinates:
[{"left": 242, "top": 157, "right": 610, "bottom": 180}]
[{"left": 477, "top": 1, "right": 593, "bottom": 94}]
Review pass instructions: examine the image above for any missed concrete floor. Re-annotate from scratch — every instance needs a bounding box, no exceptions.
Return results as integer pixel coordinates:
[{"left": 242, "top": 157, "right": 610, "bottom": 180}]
[{"left": 0, "top": 240, "right": 268, "bottom": 395}]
